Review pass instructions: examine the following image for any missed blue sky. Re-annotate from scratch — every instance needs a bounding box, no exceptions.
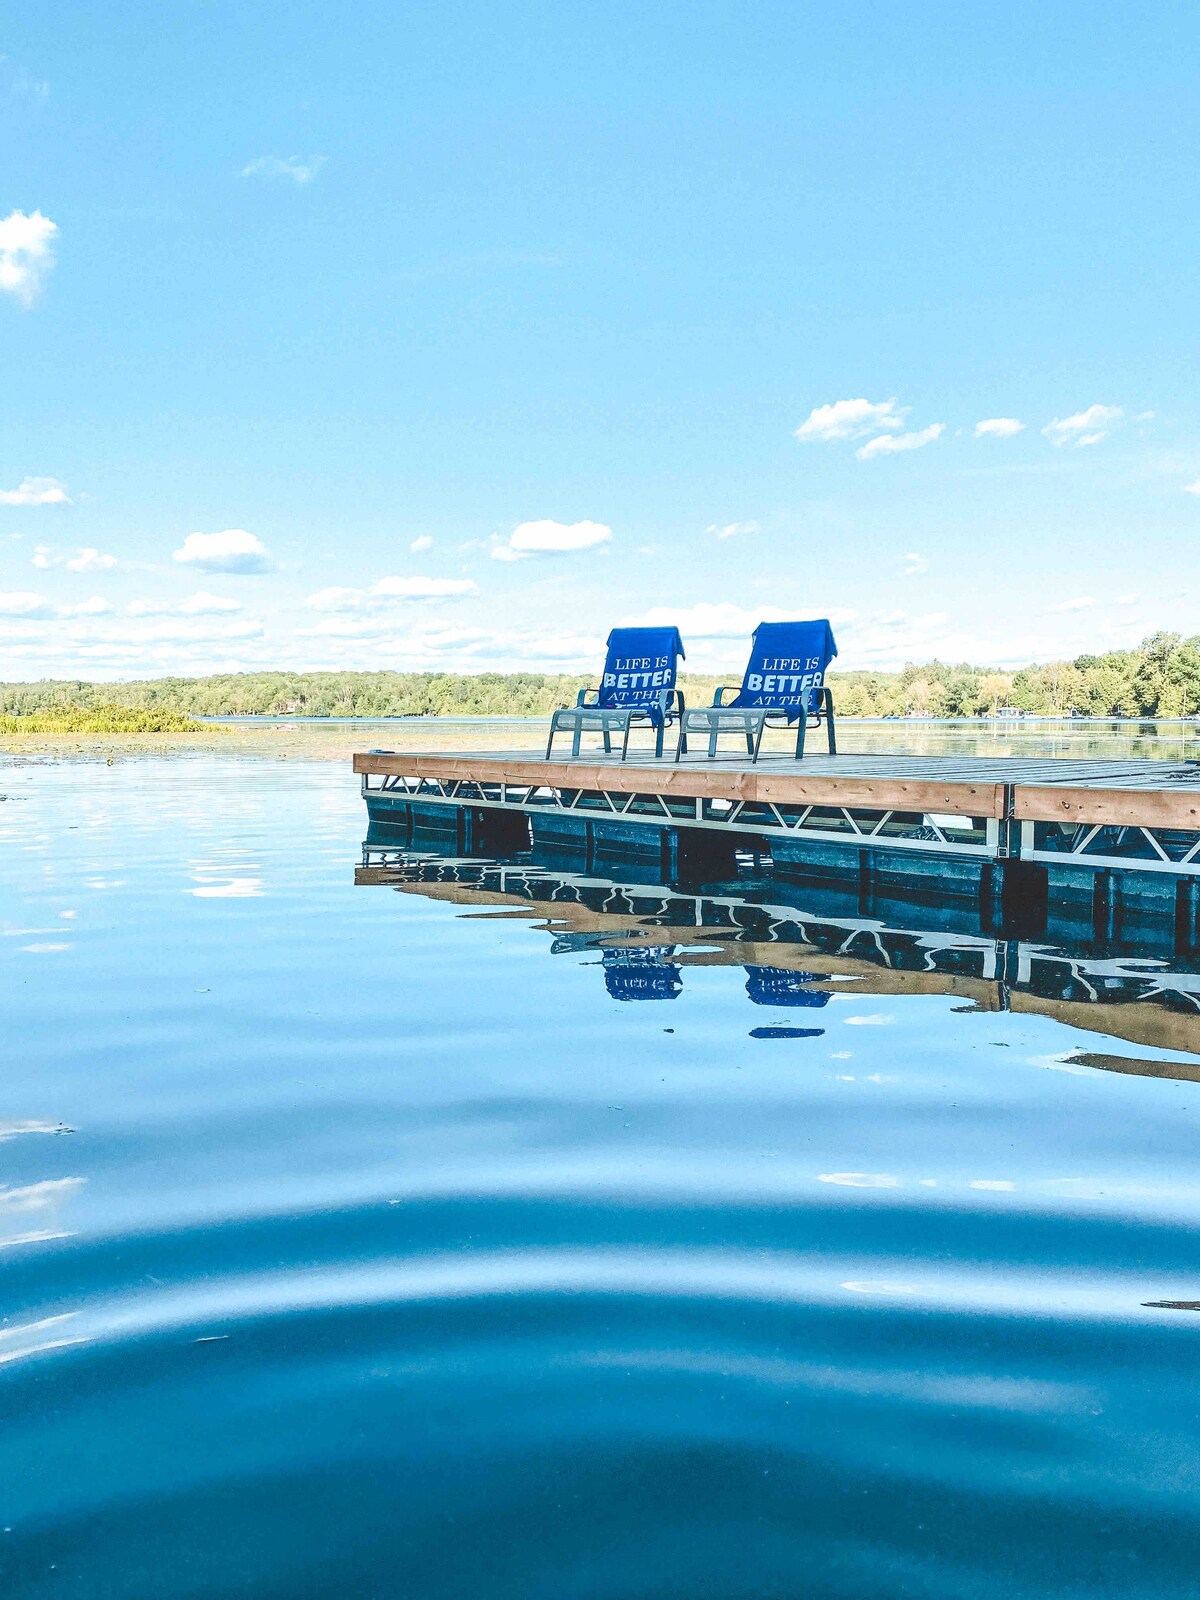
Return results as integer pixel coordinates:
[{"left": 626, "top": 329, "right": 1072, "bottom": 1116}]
[{"left": 2, "top": 1, "right": 1198, "bottom": 680}]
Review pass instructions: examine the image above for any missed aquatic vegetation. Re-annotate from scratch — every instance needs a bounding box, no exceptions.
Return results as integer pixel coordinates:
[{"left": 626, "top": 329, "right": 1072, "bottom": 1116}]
[{"left": 0, "top": 703, "right": 207, "bottom": 734}]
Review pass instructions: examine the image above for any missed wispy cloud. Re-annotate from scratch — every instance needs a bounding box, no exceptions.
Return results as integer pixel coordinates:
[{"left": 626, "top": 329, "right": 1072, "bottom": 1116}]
[
  {"left": 3, "top": 55, "right": 50, "bottom": 99},
  {"left": 31, "top": 544, "right": 116, "bottom": 572},
  {"left": 1045, "top": 596, "right": 1095, "bottom": 613},
  {"left": 1042, "top": 405, "right": 1123, "bottom": 447},
  {"left": 706, "top": 520, "right": 759, "bottom": 541},
  {"left": 1184, "top": 480, "right": 1200, "bottom": 496},
  {"left": 902, "top": 552, "right": 929, "bottom": 576},
  {"left": 410, "top": 534, "right": 433, "bottom": 553},
  {"left": 372, "top": 576, "right": 477, "bottom": 600},
  {"left": 856, "top": 423, "right": 944, "bottom": 461},
  {"left": 0, "top": 475, "right": 70, "bottom": 506},
  {"left": 624, "top": 602, "right": 790, "bottom": 639},
  {"left": 489, "top": 519, "right": 612, "bottom": 562},
  {"left": 173, "top": 529, "right": 275, "bottom": 574},
  {"left": 240, "top": 155, "right": 324, "bottom": 185},
  {"left": 126, "top": 592, "right": 242, "bottom": 617},
  {"left": 304, "top": 576, "right": 478, "bottom": 612},
  {"left": 974, "top": 417, "right": 1024, "bottom": 438},
  {"left": 0, "top": 590, "right": 53, "bottom": 618},
  {"left": 66, "top": 547, "right": 117, "bottom": 573},
  {"left": 0, "top": 211, "right": 57, "bottom": 306},
  {"left": 795, "top": 398, "right": 905, "bottom": 443}
]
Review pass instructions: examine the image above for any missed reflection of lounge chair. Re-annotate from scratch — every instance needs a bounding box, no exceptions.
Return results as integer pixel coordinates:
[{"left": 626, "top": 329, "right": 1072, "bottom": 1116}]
[
  {"left": 546, "top": 626, "right": 685, "bottom": 760},
  {"left": 676, "top": 619, "right": 837, "bottom": 762},
  {"left": 743, "top": 966, "right": 831, "bottom": 1008},
  {"left": 602, "top": 946, "right": 682, "bottom": 1001}
]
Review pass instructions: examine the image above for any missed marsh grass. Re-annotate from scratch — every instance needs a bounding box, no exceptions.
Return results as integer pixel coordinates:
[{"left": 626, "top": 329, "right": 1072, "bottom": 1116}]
[{"left": 0, "top": 704, "right": 209, "bottom": 735}]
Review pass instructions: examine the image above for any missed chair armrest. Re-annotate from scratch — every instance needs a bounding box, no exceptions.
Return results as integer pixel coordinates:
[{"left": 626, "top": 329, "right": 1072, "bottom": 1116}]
[
  {"left": 712, "top": 685, "right": 739, "bottom": 707},
  {"left": 575, "top": 687, "right": 601, "bottom": 707},
  {"left": 670, "top": 689, "right": 685, "bottom": 717}
]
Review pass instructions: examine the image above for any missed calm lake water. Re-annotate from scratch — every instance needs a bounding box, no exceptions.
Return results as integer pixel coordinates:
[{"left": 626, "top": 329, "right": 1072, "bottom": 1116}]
[{"left": 3, "top": 731, "right": 1200, "bottom": 1598}]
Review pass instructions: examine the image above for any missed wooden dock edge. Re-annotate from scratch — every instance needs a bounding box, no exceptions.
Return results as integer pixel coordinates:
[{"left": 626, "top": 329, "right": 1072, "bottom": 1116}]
[
  {"left": 352, "top": 751, "right": 1007, "bottom": 819},
  {"left": 354, "top": 752, "right": 1200, "bottom": 831},
  {"left": 1012, "top": 785, "right": 1200, "bottom": 829}
]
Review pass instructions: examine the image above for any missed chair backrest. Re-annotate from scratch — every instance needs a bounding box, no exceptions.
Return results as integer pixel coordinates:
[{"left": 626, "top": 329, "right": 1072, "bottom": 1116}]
[
  {"left": 598, "top": 626, "right": 685, "bottom": 710},
  {"left": 728, "top": 619, "right": 837, "bottom": 716}
]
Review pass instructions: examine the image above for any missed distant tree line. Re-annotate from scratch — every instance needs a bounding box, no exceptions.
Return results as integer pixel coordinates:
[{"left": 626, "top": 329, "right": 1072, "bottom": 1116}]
[{"left": 3, "top": 633, "right": 1199, "bottom": 720}]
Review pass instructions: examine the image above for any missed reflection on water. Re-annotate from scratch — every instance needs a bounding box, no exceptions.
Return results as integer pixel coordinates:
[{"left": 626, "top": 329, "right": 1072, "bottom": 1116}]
[
  {"left": 359, "top": 839, "right": 1200, "bottom": 1067},
  {"left": 2, "top": 754, "right": 1200, "bottom": 1600}
]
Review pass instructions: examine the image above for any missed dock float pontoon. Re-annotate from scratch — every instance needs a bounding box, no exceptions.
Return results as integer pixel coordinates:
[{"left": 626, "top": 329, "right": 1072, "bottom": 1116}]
[{"left": 354, "top": 749, "right": 1200, "bottom": 948}]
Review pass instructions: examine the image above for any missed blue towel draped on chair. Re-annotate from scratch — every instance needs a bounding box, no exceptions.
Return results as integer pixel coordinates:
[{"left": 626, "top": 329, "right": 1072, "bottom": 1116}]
[
  {"left": 676, "top": 618, "right": 838, "bottom": 762},
  {"left": 725, "top": 620, "right": 837, "bottom": 720},
  {"left": 546, "top": 626, "right": 686, "bottom": 759}
]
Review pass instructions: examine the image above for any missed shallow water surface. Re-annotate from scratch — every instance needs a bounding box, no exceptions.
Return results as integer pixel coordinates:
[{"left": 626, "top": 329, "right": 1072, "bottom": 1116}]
[{"left": 3, "top": 752, "right": 1200, "bottom": 1598}]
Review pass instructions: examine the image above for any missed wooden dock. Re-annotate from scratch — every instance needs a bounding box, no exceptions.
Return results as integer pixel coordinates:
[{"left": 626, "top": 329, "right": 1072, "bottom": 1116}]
[{"left": 354, "top": 748, "right": 1200, "bottom": 944}]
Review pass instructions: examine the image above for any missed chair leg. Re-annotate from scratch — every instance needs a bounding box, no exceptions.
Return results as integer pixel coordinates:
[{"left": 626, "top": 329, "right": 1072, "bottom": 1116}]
[
  {"left": 602, "top": 727, "right": 612, "bottom": 754},
  {"left": 621, "top": 720, "right": 631, "bottom": 761},
  {"left": 546, "top": 717, "right": 557, "bottom": 760},
  {"left": 708, "top": 723, "right": 719, "bottom": 758},
  {"left": 675, "top": 718, "right": 688, "bottom": 761},
  {"left": 655, "top": 721, "right": 664, "bottom": 757},
  {"left": 571, "top": 725, "right": 582, "bottom": 757},
  {"left": 825, "top": 690, "right": 837, "bottom": 755},
  {"left": 751, "top": 718, "right": 766, "bottom": 764},
  {"left": 795, "top": 714, "right": 808, "bottom": 759}
]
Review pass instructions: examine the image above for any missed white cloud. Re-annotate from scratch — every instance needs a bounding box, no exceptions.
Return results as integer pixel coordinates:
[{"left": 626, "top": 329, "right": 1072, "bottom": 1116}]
[
  {"left": 0, "top": 475, "right": 70, "bottom": 506},
  {"left": 1045, "top": 596, "right": 1095, "bottom": 613},
  {"left": 410, "top": 534, "right": 434, "bottom": 553},
  {"left": 0, "top": 596, "right": 283, "bottom": 678},
  {"left": 0, "top": 210, "right": 57, "bottom": 306},
  {"left": 706, "top": 520, "right": 759, "bottom": 540},
  {"left": 489, "top": 518, "right": 612, "bottom": 562},
  {"left": 240, "top": 155, "right": 324, "bottom": 185},
  {"left": 0, "top": 590, "right": 51, "bottom": 617},
  {"left": 304, "top": 575, "right": 478, "bottom": 612},
  {"left": 974, "top": 417, "right": 1024, "bottom": 438},
  {"left": 1184, "top": 480, "right": 1200, "bottom": 496},
  {"left": 624, "top": 602, "right": 789, "bottom": 639},
  {"left": 126, "top": 592, "right": 242, "bottom": 617},
  {"left": 173, "top": 529, "right": 275, "bottom": 574},
  {"left": 856, "top": 423, "right": 944, "bottom": 461},
  {"left": 794, "top": 398, "right": 905, "bottom": 443},
  {"left": 372, "top": 575, "right": 477, "bottom": 600},
  {"left": 303, "top": 586, "right": 364, "bottom": 613},
  {"left": 1042, "top": 405, "right": 1123, "bottom": 447},
  {"left": 65, "top": 547, "right": 117, "bottom": 573},
  {"left": 30, "top": 544, "right": 55, "bottom": 569},
  {"left": 902, "top": 552, "right": 929, "bottom": 576}
]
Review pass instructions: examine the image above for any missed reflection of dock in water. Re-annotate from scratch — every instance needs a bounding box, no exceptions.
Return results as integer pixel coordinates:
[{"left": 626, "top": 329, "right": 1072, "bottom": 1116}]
[{"left": 355, "top": 839, "right": 1200, "bottom": 1068}]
